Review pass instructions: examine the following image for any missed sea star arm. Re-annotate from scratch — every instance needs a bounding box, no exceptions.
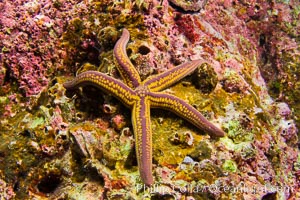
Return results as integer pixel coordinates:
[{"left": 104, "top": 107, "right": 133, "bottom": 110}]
[
  {"left": 144, "top": 60, "right": 203, "bottom": 92},
  {"left": 63, "top": 71, "right": 137, "bottom": 107},
  {"left": 149, "top": 92, "right": 225, "bottom": 137},
  {"left": 131, "top": 97, "right": 154, "bottom": 185},
  {"left": 113, "top": 28, "right": 141, "bottom": 89}
]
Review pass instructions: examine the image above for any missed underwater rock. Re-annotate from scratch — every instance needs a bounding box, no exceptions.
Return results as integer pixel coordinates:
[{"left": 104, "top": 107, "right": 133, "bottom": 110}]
[
  {"left": 189, "top": 141, "right": 212, "bottom": 162},
  {"left": 182, "top": 156, "right": 194, "bottom": 164},
  {"left": 192, "top": 62, "right": 218, "bottom": 94},
  {"left": 97, "top": 26, "right": 119, "bottom": 49},
  {"left": 277, "top": 120, "right": 298, "bottom": 142},
  {"left": 169, "top": 0, "right": 207, "bottom": 12},
  {"left": 120, "top": 127, "right": 131, "bottom": 137},
  {"left": 36, "top": 170, "right": 63, "bottom": 194},
  {"left": 0, "top": 178, "right": 15, "bottom": 199},
  {"left": 275, "top": 102, "right": 291, "bottom": 118},
  {"left": 111, "top": 114, "right": 126, "bottom": 131},
  {"left": 252, "top": 148, "right": 276, "bottom": 183},
  {"left": 181, "top": 159, "right": 223, "bottom": 183},
  {"left": 222, "top": 159, "right": 237, "bottom": 173},
  {"left": 41, "top": 144, "right": 57, "bottom": 157},
  {"left": 240, "top": 144, "right": 257, "bottom": 161},
  {"left": 102, "top": 135, "right": 133, "bottom": 168},
  {"left": 0, "top": 65, "right": 6, "bottom": 87},
  {"left": 103, "top": 103, "right": 118, "bottom": 114},
  {"left": 168, "top": 131, "right": 194, "bottom": 147},
  {"left": 221, "top": 69, "right": 250, "bottom": 94},
  {"left": 70, "top": 123, "right": 103, "bottom": 160},
  {"left": 154, "top": 167, "right": 175, "bottom": 184}
]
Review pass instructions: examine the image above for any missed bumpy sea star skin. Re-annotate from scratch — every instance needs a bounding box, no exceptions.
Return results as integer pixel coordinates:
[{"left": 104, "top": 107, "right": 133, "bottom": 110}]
[{"left": 64, "top": 28, "right": 225, "bottom": 185}]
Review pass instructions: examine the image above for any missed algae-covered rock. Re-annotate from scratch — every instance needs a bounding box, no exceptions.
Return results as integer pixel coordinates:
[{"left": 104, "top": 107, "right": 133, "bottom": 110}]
[
  {"left": 192, "top": 62, "right": 218, "bottom": 94},
  {"left": 189, "top": 141, "right": 212, "bottom": 161},
  {"left": 222, "top": 160, "right": 237, "bottom": 173},
  {"left": 169, "top": 0, "right": 207, "bottom": 12}
]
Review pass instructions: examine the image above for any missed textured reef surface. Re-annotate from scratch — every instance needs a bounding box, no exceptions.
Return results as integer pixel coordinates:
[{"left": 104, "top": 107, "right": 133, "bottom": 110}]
[{"left": 0, "top": 0, "right": 299, "bottom": 199}]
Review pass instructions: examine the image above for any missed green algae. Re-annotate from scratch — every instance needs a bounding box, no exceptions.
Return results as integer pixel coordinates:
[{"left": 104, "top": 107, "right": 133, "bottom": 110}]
[
  {"left": 28, "top": 117, "right": 45, "bottom": 129},
  {"left": 0, "top": 96, "right": 8, "bottom": 111},
  {"left": 222, "top": 160, "right": 237, "bottom": 172},
  {"left": 225, "top": 120, "right": 254, "bottom": 143},
  {"left": 219, "top": 136, "right": 255, "bottom": 159}
]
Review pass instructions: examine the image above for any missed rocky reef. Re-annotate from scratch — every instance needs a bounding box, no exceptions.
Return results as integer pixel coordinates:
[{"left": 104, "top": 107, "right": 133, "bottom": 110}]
[{"left": 0, "top": 0, "right": 299, "bottom": 199}]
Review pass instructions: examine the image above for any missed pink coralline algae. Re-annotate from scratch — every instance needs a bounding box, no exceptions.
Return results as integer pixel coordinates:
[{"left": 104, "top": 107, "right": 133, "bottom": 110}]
[
  {"left": 278, "top": 120, "right": 298, "bottom": 142},
  {"left": 111, "top": 114, "right": 126, "bottom": 131},
  {"left": 275, "top": 102, "right": 291, "bottom": 118},
  {"left": 0, "top": 0, "right": 77, "bottom": 97},
  {"left": 1, "top": 2, "right": 48, "bottom": 96},
  {"left": 50, "top": 106, "right": 68, "bottom": 133},
  {"left": 0, "top": 179, "right": 15, "bottom": 199}
]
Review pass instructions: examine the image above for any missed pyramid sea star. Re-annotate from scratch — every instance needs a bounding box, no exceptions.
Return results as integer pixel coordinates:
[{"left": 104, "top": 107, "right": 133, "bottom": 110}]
[{"left": 64, "top": 29, "right": 225, "bottom": 185}]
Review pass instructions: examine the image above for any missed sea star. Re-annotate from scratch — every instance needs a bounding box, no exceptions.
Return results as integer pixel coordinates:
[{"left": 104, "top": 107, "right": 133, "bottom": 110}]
[{"left": 64, "top": 28, "right": 225, "bottom": 185}]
